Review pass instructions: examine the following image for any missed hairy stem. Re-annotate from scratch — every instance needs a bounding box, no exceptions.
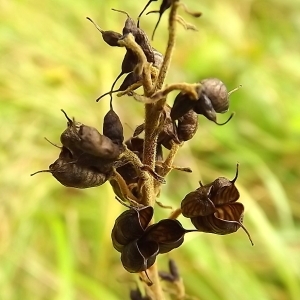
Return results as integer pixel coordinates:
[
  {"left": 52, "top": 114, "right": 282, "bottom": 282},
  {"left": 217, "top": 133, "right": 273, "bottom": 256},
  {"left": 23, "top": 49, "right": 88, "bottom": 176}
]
[
  {"left": 143, "top": 0, "right": 180, "bottom": 172},
  {"left": 141, "top": 3, "right": 180, "bottom": 299}
]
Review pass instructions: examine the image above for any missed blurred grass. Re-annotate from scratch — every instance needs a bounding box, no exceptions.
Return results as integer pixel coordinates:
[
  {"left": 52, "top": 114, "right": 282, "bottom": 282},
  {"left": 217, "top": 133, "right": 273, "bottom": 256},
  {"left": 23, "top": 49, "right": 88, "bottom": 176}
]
[{"left": 1, "top": 0, "right": 300, "bottom": 299}]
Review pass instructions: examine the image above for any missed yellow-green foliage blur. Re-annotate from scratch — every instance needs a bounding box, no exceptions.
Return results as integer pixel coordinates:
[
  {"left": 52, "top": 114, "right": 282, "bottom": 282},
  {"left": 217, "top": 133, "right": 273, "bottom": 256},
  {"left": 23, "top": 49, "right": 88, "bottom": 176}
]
[{"left": 1, "top": 0, "right": 300, "bottom": 299}]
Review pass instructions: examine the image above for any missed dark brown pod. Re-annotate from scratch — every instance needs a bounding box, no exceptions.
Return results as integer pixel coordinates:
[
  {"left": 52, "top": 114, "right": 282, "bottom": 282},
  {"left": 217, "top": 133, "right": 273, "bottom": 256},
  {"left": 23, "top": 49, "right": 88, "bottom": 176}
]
[
  {"left": 103, "top": 108, "right": 124, "bottom": 146},
  {"left": 77, "top": 125, "right": 121, "bottom": 159},
  {"left": 209, "top": 164, "right": 240, "bottom": 205},
  {"left": 194, "top": 78, "right": 234, "bottom": 125},
  {"left": 181, "top": 185, "right": 215, "bottom": 218},
  {"left": 171, "top": 79, "right": 233, "bottom": 125},
  {"left": 121, "top": 239, "right": 159, "bottom": 273},
  {"left": 198, "top": 78, "right": 229, "bottom": 113},
  {"left": 191, "top": 203, "right": 245, "bottom": 235},
  {"left": 31, "top": 147, "right": 109, "bottom": 188},
  {"left": 170, "top": 91, "right": 197, "bottom": 121},
  {"left": 101, "top": 30, "right": 122, "bottom": 47},
  {"left": 60, "top": 110, "right": 121, "bottom": 160},
  {"left": 142, "top": 219, "right": 188, "bottom": 254},
  {"left": 49, "top": 158, "right": 108, "bottom": 188},
  {"left": 158, "top": 105, "right": 180, "bottom": 149},
  {"left": 86, "top": 17, "right": 122, "bottom": 47},
  {"left": 177, "top": 109, "right": 199, "bottom": 142},
  {"left": 125, "top": 136, "right": 144, "bottom": 160},
  {"left": 111, "top": 206, "right": 153, "bottom": 252},
  {"left": 113, "top": 9, "right": 155, "bottom": 64}
]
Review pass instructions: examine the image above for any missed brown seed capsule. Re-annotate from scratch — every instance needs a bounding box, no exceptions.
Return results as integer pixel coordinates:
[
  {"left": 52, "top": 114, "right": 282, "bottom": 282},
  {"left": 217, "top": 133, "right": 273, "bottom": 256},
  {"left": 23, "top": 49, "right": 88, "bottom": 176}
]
[
  {"left": 177, "top": 109, "right": 198, "bottom": 142},
  {"left": 103, "top": 108, "right": 124, "bottom": 146},
  {"left": 112, "top": 9, "right": 155, "bottom": 64},
  {"left": 31, "top": 147, "right": 109, "bottom": 188},
  {"left": 208, "top": 164, "right": 240, "bottom": 205},
  {"left": 86, "top": 17, "right": 122, "bottom": 47},
  {"left": 111, "top": 206, "right": 154, "bottom": 252},
  {"left": 170, "top": 91, "right": 197, "bottom": 121},
  {"left": 158, "top": 105, "right": 180, "bottom": 149},
  {"left": 181, "top": 164, "right": 254, "bottom": 245},
  {"left": 198, "top": 78, "right": 229, "bottom": 113},
  {"left": 171, "top": 78, "right": 234, "bottom": 125},
  {"left": 191, "top": 203, "right": 245, "bottom": 235},
  {"left": 101, "top": 30, "right": 122, "bottom": 47},
  {"left": 181, "top": 184, "right": 215, "bottom": 218},
  {"left": 194, "top": 78, "right": 234, "bottom": 125},
  {"left": 121, "top": 239, "right": 159, "bottom": 273},
  {"left": 60, "top": 110, "right": 121, "bottom": 160},
  {"left": 141, "top": 219, "right": 189, "bottom": 254}
]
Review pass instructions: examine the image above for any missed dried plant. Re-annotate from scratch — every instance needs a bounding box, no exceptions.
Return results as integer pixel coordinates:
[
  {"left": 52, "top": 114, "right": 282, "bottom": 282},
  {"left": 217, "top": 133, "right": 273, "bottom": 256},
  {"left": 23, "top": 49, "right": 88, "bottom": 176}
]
[{"left": 31, "top": 1, "right": 253, "bottom": 299}]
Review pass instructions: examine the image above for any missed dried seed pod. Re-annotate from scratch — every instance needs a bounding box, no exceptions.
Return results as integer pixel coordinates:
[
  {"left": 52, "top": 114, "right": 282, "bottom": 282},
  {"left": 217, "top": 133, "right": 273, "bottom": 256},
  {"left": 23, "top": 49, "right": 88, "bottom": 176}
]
[
  {"left": 78, "top": 125, "right": 121, "bottom": 159},
  {"left": 60, "top": 110, "right": 121, "bottom": 160},
  {"left": 103, "top": 108, "right": 124, "bottom": 146},
  {"left": 194, "top": 78, "right": 234, "bottom": 125},
  {"left": 198, "top": 78, "right": 229, "bottom": 113},
  {"left": 170, "top": 91, "right": 197, "bottom": 121},
  {"left": 113, "top": 9, "right": 155, "bottom": 64},
  {"left": 209, "top": 164, "right": 240, "bottom": 205},
  {"left": 191, "top": 203, "right": 253, "bottom": 245},
  {"left": 183, "top": 165, "right": 254, "bottom": 244},
  {"left": 121, "top": 239, "right": 159, "bottom": 273},
  {"left": 142, "top": 219, "right": 189, "bottom": 254},
  {"left": 111, "top": 206, "right": 153, "bottom": 252},
  {"left": 191, "top": 203, "right": 244, "bottom": 235},
  {"left": 171, "top": 78, "right": 234, "bottom": 125},
  {"left": 31, "top": 147, "right": 109, "bottom": 188},
  {"left": 125, "top": 136, "right": 144, "bottom": 160},
  {"left": 181, "top": 185, "right": 215, "bottom": 218},
  {"left": 86, "top": 17, "right": 122, "bottom": 47},
  {"left": 177, "top": 109, "right": 198, "bottom": 142},
  {"left": 158, "top": 105, "right": 180, "bottom": 150}
]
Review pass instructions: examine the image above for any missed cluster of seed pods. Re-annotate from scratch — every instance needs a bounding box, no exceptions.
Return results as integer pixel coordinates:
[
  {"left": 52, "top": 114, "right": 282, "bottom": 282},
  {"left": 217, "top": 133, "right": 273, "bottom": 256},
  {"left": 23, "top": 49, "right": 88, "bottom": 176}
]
[
  {"left": 31, "top": 1, "right": 253, "bottom": 296},
  {"left": 31, "top": 108, "right": 125, "bottom": 188}
]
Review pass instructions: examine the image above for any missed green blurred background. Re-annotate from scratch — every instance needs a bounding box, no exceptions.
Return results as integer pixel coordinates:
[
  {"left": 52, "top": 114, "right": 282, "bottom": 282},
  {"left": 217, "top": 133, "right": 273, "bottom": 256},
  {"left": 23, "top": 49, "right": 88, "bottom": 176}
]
[{"left": 1, "top": 0, "right": 300, "bottom": 299}]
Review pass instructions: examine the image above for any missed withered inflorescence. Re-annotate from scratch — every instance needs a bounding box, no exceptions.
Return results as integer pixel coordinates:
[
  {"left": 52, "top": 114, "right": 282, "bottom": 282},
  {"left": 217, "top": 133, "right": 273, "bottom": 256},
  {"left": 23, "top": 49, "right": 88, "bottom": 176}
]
[{"left": 32, "top": 1, "right": 252, "bottom": 299}]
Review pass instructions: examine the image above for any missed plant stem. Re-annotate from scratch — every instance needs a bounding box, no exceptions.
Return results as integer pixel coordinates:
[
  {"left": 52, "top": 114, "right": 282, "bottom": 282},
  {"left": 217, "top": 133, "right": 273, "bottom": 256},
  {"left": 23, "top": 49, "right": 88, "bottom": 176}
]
[
  {"left": 141, "top": 3, "right": 180, "bottom": 299},
  {"left": 143, "top": 0, "right": 180, "bottom": 172}
]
